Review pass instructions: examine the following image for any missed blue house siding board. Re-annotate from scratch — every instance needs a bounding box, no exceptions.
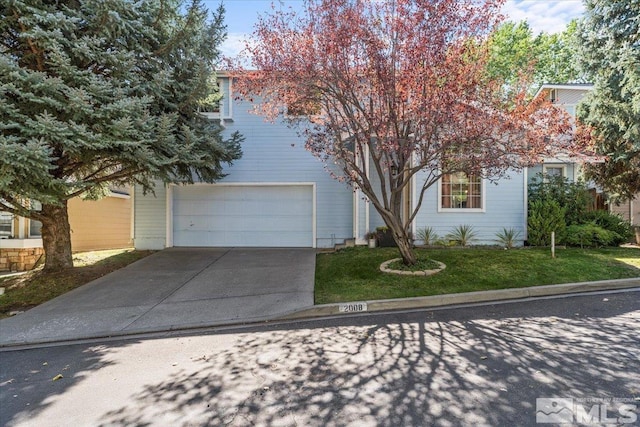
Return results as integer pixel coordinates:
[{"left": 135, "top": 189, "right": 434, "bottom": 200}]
[
  {"left": 414, "top": 170, "right": 526, "bottom": 245},
  {"left": 134, "top": 182, "right": 167, "bottom": 250}
]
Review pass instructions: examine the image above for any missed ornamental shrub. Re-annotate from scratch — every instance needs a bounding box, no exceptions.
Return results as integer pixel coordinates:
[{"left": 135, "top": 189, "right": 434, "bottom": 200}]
[
  {"left": 528, "top": 174, "right": 593, "bottom": 225},
  {"left": 582, "top": 210, "right": 633, "bottom": 245},
  {"left": 565, "top": 223, "right": 617, "bottom": 248},
  {"left": 527, "top": 199, "right": 566, "bottom": 246}
]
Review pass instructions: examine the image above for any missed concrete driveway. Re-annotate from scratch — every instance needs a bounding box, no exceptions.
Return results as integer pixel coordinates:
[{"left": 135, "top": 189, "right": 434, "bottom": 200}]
[{"left": 0, "top": 248, "right": 316, "bottom": 347}]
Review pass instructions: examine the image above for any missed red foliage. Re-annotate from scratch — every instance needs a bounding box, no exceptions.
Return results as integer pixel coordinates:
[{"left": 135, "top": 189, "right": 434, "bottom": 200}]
[{"left": 230, "top": 0, "right": 583, "bottom": 263}]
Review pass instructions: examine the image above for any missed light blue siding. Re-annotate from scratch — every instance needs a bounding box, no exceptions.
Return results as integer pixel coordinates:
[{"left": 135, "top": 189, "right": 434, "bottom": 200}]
[
  {"left": 414, "top": 170, "right": 526, "bottom": 245},
  {"left": 218, "top": 99, "right": 353, "bottom": 248},
  {"left": 134, "top": 182, "right": 166, "bottom": 250},
  {"left": 134, "top": 77, "right": 354, "bottom": 249}
]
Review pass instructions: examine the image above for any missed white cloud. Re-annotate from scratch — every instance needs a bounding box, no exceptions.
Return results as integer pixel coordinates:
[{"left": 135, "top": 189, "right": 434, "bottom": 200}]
[
  {"left": 220, "top": 33, "right": 249, "bottom": 60},
  {"left": 501, "top": 0, "right": 585, "bottom": 34}
]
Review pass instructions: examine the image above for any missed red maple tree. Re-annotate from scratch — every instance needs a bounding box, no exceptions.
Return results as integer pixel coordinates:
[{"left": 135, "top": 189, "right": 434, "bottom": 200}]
[{"left": 232, "top": 0, "right": 578, "bottom": 265}]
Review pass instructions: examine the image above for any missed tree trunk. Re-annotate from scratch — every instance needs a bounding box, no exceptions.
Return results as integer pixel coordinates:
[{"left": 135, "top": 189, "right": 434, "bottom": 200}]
[
  {"left": 393, "top": 228, "right": 417, "bottom": 266},
  {"left": 381, "top": 212, "right": 417, "bottom": 266},
  {"left": 40, "top": 201, "right": 73, "bottom": 271}
]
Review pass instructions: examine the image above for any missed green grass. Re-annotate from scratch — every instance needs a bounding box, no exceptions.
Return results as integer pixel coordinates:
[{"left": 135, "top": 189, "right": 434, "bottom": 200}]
[
  {"left": 0, "top": 249, "right": 153, "bottom": 317},
  {"left": 386, "top": 257, "right": 442, "bottom": 271},
  {"left": 315, "top": 246, "right": 640, "bottom": 304}
]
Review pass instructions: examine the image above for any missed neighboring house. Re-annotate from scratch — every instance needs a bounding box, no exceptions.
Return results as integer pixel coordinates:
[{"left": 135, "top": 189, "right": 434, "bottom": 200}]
[
  {"left": 133, "top": 74, "right": 528, "bottom": 249},
  {"left": 529, "top": 84, "right": 596, "bottom": 185},
  {"left": 534, "top": 83, "right": 637, "bottom": 222},
  {"left": 0, "top": 189, "right": 133, "bottom": 272},
  {"left": 610, "top": 199, "right": 639, "bottom": 226}
]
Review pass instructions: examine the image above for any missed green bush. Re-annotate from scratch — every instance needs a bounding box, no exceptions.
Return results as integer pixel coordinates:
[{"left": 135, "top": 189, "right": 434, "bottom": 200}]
[
  {"left": 565, "top": 223, "right": 618, "bottom": 248},
  {"left": 582, "top": 210, "right": 633, "bottom": 245},
  {"left": 528, "top": 199, "right": 566, "bottom": 246},
  {"left": 528, "top": 174, "right": 593, "bottom": 225}
]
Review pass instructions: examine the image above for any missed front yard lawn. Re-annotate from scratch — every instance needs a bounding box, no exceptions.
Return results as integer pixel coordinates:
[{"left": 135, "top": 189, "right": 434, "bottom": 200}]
[
  {"left": 315, "top": 246, "right": 640, "bottom": 304},
  {"left": 0, "top": 248, "right": 153, "bottom": 318}
]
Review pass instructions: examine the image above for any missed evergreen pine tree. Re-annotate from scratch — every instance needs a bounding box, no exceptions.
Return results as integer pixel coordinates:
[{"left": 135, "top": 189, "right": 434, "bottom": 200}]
[
  {"left": 0, "top": 0, "right": 242, "bottom": 270},
  {"left": 577, "top": 0, "right": 640, "bottom": 200}
]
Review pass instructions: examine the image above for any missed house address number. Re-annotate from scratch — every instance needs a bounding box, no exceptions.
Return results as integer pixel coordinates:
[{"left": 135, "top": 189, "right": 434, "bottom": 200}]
[{"left": 338, "top": 302, "right": 368, "bottom": 313}]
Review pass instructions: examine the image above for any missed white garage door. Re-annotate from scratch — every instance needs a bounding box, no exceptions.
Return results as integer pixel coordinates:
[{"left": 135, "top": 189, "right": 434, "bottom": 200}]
[{"left": 173, "top": 185, "right": 313, "bottom": 247}]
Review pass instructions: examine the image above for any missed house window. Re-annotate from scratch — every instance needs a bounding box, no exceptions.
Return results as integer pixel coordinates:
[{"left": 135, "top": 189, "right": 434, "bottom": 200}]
[
  {"left": 440, "top": 172, "right": 483, "bottom": 210},
  {"left": 29, "top": 200, "right": 42, "bottom": 237},
  {"left": 29, "top": 219, "right": 42, "bottom": 237},
  {"left": 0, "top": 212, "right": 13, "bottom": 238},
  {"left": 543, "top": 164, "right": 566, "bottom": 179}
]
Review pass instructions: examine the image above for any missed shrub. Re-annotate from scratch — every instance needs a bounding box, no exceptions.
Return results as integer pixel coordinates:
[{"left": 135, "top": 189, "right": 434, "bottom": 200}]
[
  {"left": 582, "top": 210, "right": 633, "bottom": 245},
  {"left": 528, "top": 199, "right": 566, "bottom": 246},
  {"left": 447, "top": 225, "right": 478, "bottom": 247},
  {"left": 416, "top": 227, "right": 439, "bottom": 246},
  {"left": 565, "top": 223, "right": 618, "bottom": 248},
  {"left": 495, "top": 227, "right": 522, "bottom": 248},
  {"left": 528, "top": 174, "right": 593, "bottom": 225}
]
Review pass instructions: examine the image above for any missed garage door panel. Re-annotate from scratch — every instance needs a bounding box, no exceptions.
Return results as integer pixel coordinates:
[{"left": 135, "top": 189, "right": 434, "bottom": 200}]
[{"left": 173, "top": 185, "right": 313, "bottom": 247}]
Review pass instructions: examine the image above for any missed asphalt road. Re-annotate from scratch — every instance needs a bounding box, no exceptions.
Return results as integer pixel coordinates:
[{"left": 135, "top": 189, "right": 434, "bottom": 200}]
[{"left": 1, "top": 289, "right": 639, "bottom": 427}]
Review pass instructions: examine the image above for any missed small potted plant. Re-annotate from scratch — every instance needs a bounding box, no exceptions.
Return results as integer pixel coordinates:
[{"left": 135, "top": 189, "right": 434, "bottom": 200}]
[{"left": 365, "top": 231, "right": 377, "bottom": 248}]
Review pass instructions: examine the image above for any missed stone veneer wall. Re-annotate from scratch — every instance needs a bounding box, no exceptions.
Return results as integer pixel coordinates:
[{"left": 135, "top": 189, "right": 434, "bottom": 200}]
[{"left": 0, "top": 248, "right": 44, "bottom": 272}]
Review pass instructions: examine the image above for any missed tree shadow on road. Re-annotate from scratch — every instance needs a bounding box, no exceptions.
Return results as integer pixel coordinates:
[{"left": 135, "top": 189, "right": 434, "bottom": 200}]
[{"left": 92, "top": 292, "right": 640, "bottom": 426}]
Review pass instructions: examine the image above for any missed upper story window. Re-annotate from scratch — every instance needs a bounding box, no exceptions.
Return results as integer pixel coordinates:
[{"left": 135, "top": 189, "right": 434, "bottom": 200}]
[
  {"left": 198, "top": 77, "right": 232, "bottom": 120},
  {"left": 439, "top": 172, "right": 484, "bottom": 211},
  {"left": 543, "top": 164, "right": 566, "bottom": 179}
]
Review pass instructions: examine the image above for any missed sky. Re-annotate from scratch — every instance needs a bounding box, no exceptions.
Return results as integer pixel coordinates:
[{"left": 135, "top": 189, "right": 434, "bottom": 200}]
[{"left": 203, "top": 0, "right": 586, "bottom": 58}]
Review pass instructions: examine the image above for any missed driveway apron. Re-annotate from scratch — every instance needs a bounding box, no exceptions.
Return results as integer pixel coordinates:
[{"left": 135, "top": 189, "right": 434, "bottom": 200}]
[{"left": 0, "top": 248, "right": 316, "bottom": 346}]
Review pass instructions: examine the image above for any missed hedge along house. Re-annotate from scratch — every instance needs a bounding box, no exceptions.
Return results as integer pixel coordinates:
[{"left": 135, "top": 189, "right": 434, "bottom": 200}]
[{"left": 133, "top": 73, "right": 530, "bottom": 250}]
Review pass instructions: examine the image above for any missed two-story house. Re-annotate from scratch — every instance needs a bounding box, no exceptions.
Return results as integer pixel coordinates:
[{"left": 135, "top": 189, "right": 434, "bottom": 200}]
[{"left": 133, "top": 73, "right": 530, "bottom": 249}]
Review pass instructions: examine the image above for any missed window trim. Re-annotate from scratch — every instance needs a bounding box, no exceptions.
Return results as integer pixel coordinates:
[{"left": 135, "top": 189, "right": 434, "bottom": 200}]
[
  {"left": 543, "top": 164, "right": 567, "bottom": 180},
  {"left": 437, "top": 172, "right": 486, "bottom": 213}
]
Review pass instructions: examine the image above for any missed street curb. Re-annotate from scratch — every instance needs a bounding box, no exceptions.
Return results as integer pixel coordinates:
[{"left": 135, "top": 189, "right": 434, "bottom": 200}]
[
  {"left": 279, "top": 278, "right": 640, "bottom": 320},
  {"left": 1, "top": 278, "right": 638, "bottom": 350}
]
